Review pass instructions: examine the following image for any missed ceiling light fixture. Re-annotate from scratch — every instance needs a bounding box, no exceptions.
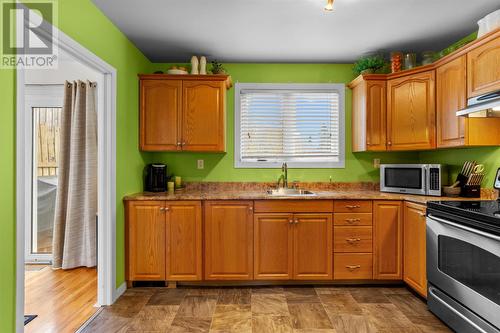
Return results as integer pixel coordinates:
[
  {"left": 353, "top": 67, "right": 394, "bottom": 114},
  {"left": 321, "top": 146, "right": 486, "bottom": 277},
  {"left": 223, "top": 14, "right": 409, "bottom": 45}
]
[{"left": 324, "top": 0, "right": 334, "bottom": 11}]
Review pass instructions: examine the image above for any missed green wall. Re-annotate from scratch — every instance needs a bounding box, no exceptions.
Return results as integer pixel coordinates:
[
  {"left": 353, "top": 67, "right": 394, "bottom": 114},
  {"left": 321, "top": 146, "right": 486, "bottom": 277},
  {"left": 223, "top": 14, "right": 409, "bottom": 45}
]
[
  {"left": 149, "top": 63, "right": 418, "bottom": 182},
  {"left": 419, "top": 147, "right": 500, "bottom": 188},
  {"left": 0, "top": 1, "right": 152, "bottom": 331}
]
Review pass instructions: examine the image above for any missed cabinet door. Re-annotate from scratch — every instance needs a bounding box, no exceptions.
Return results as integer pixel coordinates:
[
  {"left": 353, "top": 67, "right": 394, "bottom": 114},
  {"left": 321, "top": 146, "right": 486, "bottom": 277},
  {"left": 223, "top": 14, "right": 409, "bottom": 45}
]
[
  {"left": 254, "top": 213, "right": 293, "bottom": 280},
  {"left": 403, "top": 202, "right": 427, "bottom": 298},
  {"left": 373, "top": 201, "right": 402, "bottom": 280},
  {"left": 204, "top": 201, "right": 253, "bottom": 280},
  {"left": 165, "top": 201, "right": 202, "bottom": 281},
  {"left": 126, "top": 201, "right": 166, "bottom": 281},
  {"left": 467, "top": 36, "right": 500, "bottom": 98},
  {"left": 436, "top": 56, "right": 466, "bottom": 148},
  {"left": 293, "top": 214, "right": 333, "bottom": 280},
  {"left": 366, "top": 80, "right": 387, "bottom": 151},
  {"left": 351, "top": 79, "right": 386, "bottom": 152},
  {"left": 182, "top": 80, "right": 226, "bottom": 152},
  {"left": 387, "top": 71, "right": 436, "bottom": 150},
  {"left": 140, "top": 79, "right": 181, "bottom": 151}
]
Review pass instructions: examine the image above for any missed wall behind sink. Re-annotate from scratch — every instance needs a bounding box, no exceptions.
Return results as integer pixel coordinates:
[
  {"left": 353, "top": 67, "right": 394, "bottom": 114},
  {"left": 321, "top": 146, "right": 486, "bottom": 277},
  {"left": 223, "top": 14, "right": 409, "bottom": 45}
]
[{"left": 147, "top": 63, "right": 418, "bottom": 182}]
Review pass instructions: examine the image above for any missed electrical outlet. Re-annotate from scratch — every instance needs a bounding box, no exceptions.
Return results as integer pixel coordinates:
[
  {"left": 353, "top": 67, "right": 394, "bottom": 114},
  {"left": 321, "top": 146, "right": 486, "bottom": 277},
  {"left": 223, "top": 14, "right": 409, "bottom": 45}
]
[
  {"left": 197, "top": 159, "right": 204, "bottom": 169},
  {"left": 373, "top": 158, "right": 381, "bottom": 169}
]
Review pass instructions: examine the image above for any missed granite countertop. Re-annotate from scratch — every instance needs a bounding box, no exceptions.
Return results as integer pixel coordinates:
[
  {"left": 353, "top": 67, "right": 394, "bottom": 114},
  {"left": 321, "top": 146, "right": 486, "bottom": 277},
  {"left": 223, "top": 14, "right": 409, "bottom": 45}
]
[{"left": 123, "top": 182, "right": 498, "bottom": 205}]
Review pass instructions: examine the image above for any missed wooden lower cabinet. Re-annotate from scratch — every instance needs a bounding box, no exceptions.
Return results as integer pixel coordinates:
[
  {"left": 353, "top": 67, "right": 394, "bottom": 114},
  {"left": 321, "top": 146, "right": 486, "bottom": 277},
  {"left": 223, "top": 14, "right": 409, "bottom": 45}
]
[
  {"left": 204, "top": 201, "right": 254, "bottom": 280},
  {"left": 254, "top": 213, "right": 333, "bottom": 280},
  {"left": 334, "top": 254, "right": 373, "bottom": 280},
  {"left": 373, "top": 201, "right": 403, "bottom": 280},
  {"left": 254, "top": 214, "right": 294, "bottom": 280},
  {"left": 403, "top": 202, "right": 428, "bottom": 297},
  {"left": 165, "top": 201, "right": 202, "bottom": 281},
  {"left": 293, "top": 214, "right": 333, "bottom": 280},
  {"left": 126, "top": 201, "right": 166, "bottom": 281}
]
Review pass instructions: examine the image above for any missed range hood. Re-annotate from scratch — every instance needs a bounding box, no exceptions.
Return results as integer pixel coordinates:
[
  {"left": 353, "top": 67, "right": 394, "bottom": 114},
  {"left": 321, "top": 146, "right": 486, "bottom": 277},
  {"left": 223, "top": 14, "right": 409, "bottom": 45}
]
[{"left": 456, "top": 90, "right": 500, "bottom": 117}]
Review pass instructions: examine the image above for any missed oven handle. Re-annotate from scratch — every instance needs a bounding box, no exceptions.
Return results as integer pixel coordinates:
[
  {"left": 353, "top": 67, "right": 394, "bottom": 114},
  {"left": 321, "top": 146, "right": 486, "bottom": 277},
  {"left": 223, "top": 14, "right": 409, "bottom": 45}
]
[
  {"left": 428, "top": 287, "right": 490, "bottom": 333},
  {"left": 428, "top": 214, "right": 500, "bottom": 241}
]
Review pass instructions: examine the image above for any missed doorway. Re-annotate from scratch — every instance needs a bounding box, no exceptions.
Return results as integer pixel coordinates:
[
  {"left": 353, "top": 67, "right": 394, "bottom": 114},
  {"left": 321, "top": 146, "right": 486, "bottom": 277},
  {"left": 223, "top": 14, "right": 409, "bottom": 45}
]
[{"left": 16, "top": 7, "right": 118, "bottom": 333}]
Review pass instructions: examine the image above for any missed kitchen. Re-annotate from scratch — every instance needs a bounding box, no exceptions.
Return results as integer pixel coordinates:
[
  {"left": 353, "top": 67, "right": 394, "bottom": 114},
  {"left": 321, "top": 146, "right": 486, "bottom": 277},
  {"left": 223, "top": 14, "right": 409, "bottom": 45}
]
[{"left": 2, "top": 1, "right": 500, "bottom": 333}]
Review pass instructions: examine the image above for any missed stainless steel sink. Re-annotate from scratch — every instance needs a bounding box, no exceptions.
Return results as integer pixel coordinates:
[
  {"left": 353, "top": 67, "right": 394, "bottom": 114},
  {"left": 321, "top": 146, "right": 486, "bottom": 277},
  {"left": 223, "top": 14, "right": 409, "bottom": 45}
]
[{"left": 266, "top": 188, "right": 316, "bottom": 197}]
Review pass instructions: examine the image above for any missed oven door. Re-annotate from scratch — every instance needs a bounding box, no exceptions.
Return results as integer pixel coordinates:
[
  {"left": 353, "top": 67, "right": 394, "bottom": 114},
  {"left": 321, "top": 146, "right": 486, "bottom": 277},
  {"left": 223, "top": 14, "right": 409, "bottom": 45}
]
[
  {"left": 380, "top": 164, "right": 426, "bottom": 195},
  {"left": 427, "top": 214, "right": 500, "bottom": 329}
]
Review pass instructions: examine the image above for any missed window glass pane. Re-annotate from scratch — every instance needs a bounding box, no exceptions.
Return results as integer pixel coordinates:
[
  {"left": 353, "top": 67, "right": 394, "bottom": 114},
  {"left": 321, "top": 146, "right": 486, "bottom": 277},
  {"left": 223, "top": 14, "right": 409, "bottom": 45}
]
[
  {"left": 32, "top": 107, "right": 61, "bottom": 254},
  {"left": 238, "top": 85, "right": 343, "bottom": 167}
]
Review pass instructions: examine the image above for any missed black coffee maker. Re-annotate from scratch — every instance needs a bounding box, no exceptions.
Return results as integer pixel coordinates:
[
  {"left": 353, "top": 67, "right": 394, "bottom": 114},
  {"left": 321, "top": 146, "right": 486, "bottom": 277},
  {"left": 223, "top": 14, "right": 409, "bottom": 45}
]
[{"left": 144, "top": 164, "right": 167, "bottom": 192}]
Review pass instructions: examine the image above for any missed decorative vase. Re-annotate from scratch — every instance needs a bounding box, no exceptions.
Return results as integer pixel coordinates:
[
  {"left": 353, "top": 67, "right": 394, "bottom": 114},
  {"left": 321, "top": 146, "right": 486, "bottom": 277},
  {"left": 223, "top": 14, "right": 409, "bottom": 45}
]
[
  {"left": 190, "top": 56, "right": 199, "bottom": 75},
  {"left": 199, "top": 56, "right": 207, "bottom": 75}
]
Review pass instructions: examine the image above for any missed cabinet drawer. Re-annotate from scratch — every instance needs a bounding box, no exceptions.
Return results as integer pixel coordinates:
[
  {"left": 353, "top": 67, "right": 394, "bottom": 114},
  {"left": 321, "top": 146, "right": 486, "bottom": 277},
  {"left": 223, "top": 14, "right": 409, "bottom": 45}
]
[
  {"left": 334, "top": 226, "right": 372, "bottom": 253},
  {"left": 334, "top": 200, "right": 372, "bottom": 213},
  {"left": 254, "top": 200, "right": 333, "bottom": 213},
  {"left": 334, "top": 253, "right": 373, "bottom": 280},
  {"left": 334, "top": 213, "right": 372, "bottom": 226}
]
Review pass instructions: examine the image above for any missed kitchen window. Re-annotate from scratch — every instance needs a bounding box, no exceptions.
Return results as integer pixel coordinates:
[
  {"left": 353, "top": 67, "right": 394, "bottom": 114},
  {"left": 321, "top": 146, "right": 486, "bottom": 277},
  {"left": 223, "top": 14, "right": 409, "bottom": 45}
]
[{"left": 234, "top": 83, "right": 345, "bottom": 168}]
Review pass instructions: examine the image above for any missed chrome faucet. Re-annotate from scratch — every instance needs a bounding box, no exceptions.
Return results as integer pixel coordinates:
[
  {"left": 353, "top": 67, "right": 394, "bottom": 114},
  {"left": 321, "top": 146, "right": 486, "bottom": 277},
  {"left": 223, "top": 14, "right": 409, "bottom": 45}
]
[{"left": 277, "top": 162, "right": 288, "bottom": 189}]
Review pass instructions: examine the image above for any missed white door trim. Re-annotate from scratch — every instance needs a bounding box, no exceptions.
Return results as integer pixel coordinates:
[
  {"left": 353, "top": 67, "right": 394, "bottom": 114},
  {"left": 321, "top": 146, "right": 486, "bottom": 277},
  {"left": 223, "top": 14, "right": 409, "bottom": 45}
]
[{"left": 15, "top": 6, "right": 120, "bottom": 333}]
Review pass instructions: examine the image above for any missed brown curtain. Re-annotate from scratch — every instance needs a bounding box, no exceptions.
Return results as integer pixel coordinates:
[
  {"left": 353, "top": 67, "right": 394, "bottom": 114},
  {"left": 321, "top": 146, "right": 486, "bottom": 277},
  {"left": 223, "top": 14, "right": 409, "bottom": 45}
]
[{"left": 52, "top": 80, "right": 97, "bottom": 269}]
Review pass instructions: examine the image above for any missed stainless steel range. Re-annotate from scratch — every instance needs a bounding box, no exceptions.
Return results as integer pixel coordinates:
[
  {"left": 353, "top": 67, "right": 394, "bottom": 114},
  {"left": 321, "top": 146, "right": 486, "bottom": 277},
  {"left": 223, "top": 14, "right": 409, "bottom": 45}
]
[{"left": 426, "top": 197, "right": 500, "bottom": 333}]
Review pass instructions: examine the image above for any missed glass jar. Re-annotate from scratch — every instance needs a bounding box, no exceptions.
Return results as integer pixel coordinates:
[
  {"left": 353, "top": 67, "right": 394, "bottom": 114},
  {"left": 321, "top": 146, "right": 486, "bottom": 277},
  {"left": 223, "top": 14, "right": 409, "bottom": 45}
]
[
  {"left": 403, "top": 53, "right": 417, "bottom": 70},
  {"left": 390, "top": 52, "right": 403, "bottom": 73},
  {"left": 422, "top": 51, "right": 435, "bottom": 65}
]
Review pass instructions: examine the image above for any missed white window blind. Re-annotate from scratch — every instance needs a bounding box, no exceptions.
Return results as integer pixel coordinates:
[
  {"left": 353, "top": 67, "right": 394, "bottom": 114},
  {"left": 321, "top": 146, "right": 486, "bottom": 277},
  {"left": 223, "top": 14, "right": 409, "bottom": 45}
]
[{"left": 235, "top": 83, "right": 345, "bottom": 168}]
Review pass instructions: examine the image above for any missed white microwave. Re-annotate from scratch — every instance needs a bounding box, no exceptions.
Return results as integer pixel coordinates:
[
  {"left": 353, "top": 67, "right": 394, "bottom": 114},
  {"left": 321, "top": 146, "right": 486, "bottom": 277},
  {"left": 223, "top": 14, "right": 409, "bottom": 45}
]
[{"left": 380, "top": 164, "right": 447, "bottom": 196}]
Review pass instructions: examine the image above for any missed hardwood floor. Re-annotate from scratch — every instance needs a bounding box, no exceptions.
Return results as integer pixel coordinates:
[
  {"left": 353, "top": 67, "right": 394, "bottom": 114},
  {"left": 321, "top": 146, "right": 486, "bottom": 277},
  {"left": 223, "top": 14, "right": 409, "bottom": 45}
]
[
  {"left": 25, "top": 266, "right": 98, "bottom": 333},
  {"left": 83, "top": 285, "right": 451, "bottom": 333}
]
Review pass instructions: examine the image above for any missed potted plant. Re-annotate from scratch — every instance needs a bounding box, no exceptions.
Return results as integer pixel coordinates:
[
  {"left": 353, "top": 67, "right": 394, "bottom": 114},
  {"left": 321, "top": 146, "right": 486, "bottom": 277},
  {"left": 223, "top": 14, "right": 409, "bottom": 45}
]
[
  {"left": 353, "top": 55, "right": 387, "bottom": 75},
  {"left": 211, "top": 60, "right": 226, "bottom": 75}
]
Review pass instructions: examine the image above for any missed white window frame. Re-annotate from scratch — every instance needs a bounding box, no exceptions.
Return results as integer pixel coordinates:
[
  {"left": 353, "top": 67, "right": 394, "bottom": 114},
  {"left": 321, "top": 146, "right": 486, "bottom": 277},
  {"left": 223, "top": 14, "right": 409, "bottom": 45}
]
[
  {"left": 234, "top": 83, "right": 345, "bottom": 169},
  {"left": 25, "top": 85, "right": 64, "bottom": 264}
]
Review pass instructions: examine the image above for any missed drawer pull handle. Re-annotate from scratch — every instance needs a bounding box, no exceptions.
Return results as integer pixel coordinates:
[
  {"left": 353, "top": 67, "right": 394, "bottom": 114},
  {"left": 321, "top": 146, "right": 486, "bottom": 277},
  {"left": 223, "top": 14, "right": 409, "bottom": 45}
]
[
  {"left": 346, "top": 238, "right": 361, "bottom": 244},
  {"left": 294, "top": 219, "right": 299, "bottom": 224},
  {"left": 345, "top": 218, "right": 361, "bottom": 223},
  {"left": 346, "top": 265, "right": 361, "bottom": 271},
  {"left": 346, "top": 205, "right": 361, "bottom": 209},
  {"left": 289, "top": 219, "right": 294, "bottom": 224}
]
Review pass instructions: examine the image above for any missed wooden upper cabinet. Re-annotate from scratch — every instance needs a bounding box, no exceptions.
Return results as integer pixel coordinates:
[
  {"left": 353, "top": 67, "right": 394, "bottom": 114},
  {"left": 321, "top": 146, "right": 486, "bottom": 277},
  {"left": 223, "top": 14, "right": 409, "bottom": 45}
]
[
  {"left": 126, "top": 201, "right": 166, "bottom": 281},
  {"left": 254, "top": 213, "right": 294, "bottom": 280},
  {"left": 437, "top": 55, "right": 500, "bottom": 147},
  {"left": 387, "top": 70, "right": 436, "bottom": 150},
  {"left": 165, "top": 201, "right": 202, "bottom": 281},
  {"left": 204, "top": 201, "right": 254, "bottom": 280},
  {"left": 139, "top": 75, "right": 228, "bottom": 152},
  {"left": 403, "top": 202, "right": 427, "bottom": 298},
  {"left": 373, "top": 201, "right": 402, "bottom": 280},
  {"left": 350, "top": 77, "right": 387, "bottom": 152},
  {"left": 467, "top": 35, "right": 500, "bottom": 98},
  {"left": 140, "top": 80, "right": 181, "bottom": 151},
  {"left": 182, "top": 80, "right": 226, "bottom": 152},
  {"left": 293, "top": 214, "right": 333, "bottom": 280},
  {"left": 436, "top": 56, "right": 467, "bottom": 148}
]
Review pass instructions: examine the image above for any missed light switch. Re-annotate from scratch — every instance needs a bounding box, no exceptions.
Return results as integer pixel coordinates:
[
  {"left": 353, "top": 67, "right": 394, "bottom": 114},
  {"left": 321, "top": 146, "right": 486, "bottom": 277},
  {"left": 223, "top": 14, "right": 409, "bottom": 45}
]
[
  {"left": 197, "top": 159, "right": 204, "bottom": 169},
  {"left": 373, "top": 158, "right": 381, "bottom": 169}
]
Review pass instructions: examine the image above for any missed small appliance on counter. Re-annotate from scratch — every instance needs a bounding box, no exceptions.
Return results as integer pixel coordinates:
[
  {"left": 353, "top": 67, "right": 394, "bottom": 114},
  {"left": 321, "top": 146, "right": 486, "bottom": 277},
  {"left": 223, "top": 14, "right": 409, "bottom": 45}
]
[
  {"left": 380, "top": 164, "right": 447, "bottom": 196},
  {"left": 144, "top": 163, "right": 168, "bottom": 192},
  {"left": 426, "top": 168, "right": 500, "bottom": 333}
]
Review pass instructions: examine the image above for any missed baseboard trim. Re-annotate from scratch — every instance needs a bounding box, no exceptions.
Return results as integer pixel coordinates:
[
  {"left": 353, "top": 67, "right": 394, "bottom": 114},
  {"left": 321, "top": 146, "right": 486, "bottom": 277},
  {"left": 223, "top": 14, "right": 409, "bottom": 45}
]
[{"left": 113, "top": 282, "right": 127, "bottom": 302}]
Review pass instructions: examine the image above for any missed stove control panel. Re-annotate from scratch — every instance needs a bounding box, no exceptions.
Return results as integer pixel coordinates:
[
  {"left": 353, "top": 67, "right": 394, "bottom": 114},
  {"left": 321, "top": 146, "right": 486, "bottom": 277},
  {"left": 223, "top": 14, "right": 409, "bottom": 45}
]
[{"left": 495, "top": 168, "right": 500, "bottom": 190}]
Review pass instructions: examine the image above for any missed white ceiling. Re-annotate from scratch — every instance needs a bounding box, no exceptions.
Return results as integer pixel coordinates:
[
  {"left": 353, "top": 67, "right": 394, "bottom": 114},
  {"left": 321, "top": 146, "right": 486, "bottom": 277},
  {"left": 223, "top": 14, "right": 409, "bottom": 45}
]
[{"left": 92, "top": 0, "right": 500, "bottom": 63}]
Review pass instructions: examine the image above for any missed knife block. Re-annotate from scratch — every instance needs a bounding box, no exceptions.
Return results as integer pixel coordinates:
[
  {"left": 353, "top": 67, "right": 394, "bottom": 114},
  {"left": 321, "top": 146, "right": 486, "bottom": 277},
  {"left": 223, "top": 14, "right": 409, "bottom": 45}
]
[{"left": 461, "top": 185, "right": 481, "bottom": 198}]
